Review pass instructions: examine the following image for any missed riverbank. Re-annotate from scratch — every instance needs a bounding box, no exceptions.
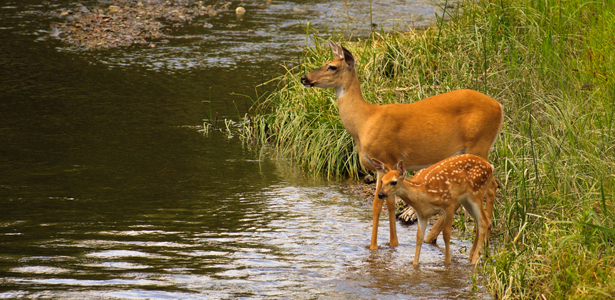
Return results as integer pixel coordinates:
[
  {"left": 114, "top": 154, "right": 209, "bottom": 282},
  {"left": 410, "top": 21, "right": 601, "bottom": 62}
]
[{"left": 247, "top": 0, "right": 615, "bottom": 298}]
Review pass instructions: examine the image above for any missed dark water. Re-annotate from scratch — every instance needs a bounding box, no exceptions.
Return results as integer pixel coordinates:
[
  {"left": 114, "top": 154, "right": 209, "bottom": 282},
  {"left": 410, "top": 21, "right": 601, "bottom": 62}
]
[{"left": 0, "top": 1, "right": 489, "bottom": 298}]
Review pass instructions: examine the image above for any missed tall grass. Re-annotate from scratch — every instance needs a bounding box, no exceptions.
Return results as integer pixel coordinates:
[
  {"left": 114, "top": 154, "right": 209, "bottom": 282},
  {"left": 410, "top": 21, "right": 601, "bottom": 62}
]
[{"left": 245, "top": 0, "right": 614, "bottom": 298}]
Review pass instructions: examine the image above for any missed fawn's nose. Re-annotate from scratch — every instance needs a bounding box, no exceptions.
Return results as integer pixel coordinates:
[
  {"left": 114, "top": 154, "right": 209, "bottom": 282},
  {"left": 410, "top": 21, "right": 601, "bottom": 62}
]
[{"left": 377, "top": 192, "right": 387, "bottom": 199}]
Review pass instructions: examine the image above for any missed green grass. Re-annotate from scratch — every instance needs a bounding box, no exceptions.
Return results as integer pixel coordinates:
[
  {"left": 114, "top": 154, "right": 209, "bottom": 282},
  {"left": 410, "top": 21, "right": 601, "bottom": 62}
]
[{"left": 245, "top": 0, "right": 615, "bottom": 298}]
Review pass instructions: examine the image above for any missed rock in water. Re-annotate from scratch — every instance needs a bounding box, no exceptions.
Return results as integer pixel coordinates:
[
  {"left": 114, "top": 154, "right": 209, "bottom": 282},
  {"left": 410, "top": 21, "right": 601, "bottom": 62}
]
[{"left": 363, "top": 174, "right": 375, "bottom": 184}]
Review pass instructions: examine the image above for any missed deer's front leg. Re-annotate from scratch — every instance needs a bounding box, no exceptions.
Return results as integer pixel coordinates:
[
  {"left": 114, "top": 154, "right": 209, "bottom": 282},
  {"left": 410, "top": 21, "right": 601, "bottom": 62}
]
[
  {"left": 385, "top": 194, "right": 399, "bottom": 247},
  {"left": 413, "top": 216, "right": 428, "bottom": 265},
  {"left": 370, "top": 172, "right": 384, "bottom": 250}
]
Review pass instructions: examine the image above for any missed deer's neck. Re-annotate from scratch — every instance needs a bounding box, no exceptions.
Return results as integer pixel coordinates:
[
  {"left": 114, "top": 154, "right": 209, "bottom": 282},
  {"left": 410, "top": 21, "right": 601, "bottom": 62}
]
[
  {"left": 400, "top": 181, "right": 423, "bottom": 201},
  {"left": 398, "top": 182, "right": 431, "bottom": 216},
  {"left": 336, "top": 73, "right": 373, "bottom": 139}
]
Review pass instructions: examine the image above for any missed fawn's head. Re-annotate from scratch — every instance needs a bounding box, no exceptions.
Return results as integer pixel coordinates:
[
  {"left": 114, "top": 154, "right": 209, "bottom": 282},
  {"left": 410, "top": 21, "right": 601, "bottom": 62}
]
[
  {"left": 301, "top": 41, "right": 356, "bottom": 89},
  {"left": 369, "top": 158, "right": 407, "bottom": 200}
]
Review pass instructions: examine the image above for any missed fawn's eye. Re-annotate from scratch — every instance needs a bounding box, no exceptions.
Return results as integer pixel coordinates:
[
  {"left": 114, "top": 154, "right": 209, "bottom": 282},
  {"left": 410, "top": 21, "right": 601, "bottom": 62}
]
[
  {"left": 328, "top": 65, "right": 337, "bottom": 71},
  {"left": 390, "top": 181, "right": 397, "bottom": 186}
]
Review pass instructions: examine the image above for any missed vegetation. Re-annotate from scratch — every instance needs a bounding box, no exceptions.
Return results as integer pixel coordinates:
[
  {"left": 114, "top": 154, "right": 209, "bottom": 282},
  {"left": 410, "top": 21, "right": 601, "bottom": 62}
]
[{"left": 245, "top": 0, "right": 615, "bottom": 298}]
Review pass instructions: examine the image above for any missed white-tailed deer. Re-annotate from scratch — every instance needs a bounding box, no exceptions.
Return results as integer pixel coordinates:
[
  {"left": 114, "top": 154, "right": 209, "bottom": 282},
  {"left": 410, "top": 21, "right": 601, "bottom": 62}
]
[
  {"left": 371, "top": 154, "right": 496, "bottom": 265},
  {"left": 301, "top": 41, "right": 502, "bottom": 250}
]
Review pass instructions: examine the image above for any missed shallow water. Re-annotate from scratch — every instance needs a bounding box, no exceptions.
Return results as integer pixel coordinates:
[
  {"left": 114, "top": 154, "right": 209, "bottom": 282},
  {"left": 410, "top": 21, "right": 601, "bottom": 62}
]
[
  {"left": 2, "top": 180, "right": 487, "bottom": 299},
  {"left": 0, "top": 0, "right": 489, "bottom": 298}
]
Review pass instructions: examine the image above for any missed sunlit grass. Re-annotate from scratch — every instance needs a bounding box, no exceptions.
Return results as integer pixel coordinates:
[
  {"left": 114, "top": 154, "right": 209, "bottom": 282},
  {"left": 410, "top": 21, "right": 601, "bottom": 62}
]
[{"left": 245, "top": 0, "right": 615, "bottom": 298}]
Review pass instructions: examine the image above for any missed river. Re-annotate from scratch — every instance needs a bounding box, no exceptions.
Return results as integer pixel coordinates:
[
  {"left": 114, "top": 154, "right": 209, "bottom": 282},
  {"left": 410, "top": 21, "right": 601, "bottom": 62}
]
[{"left": 0, "top": 0, "right": 489, "bottom": 298}]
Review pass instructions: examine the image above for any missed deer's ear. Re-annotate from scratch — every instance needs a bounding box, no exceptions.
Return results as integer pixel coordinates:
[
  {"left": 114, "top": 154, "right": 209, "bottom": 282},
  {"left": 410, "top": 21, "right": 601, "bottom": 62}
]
[
  {"left": 396, "top": 161, "right": 406, "bottom": 178},
  {"left": 341, "top": 46, "right": 355, "bottom": 68},
  {"left": 329, "top": 41, "right": 344, "bottom": 60},
  {"left": 370, "top": 158, "right": 388, "bottom": 174}
]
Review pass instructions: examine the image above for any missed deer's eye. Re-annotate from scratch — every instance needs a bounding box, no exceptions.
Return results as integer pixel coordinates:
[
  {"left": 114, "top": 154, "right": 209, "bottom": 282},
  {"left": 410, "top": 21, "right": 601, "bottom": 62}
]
[
  {"left": 390, "top": 181, "right": 397, "bottom": 186},
  {"left": 328, "top": 65, "right": 338, "bottom": 71}
]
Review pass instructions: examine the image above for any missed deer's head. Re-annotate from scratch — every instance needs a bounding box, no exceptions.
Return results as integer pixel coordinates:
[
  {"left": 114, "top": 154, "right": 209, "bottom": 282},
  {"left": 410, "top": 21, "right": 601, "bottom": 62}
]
[
  {"left": 300, "top": 41, "right": 356, "bottom": 89},
  {"left": 369, "top": 158, "right": 407, "bottom": 200}
]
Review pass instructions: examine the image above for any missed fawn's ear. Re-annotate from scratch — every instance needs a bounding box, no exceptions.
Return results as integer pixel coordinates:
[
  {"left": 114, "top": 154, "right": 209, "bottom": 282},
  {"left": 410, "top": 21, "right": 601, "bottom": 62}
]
[
  {"left": 370, "top": 158, "right": 388, "bottom": 174},
  {"left": 329, "top": 41, "right": 344, "bottom": 60},
  {"left": 396, "top": 161, "right": 406, "bottom": 178}
]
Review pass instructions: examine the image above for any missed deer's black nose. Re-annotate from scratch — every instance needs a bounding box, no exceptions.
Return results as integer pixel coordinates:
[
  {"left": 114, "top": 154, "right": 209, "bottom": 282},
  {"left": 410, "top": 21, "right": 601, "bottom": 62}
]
[
  {"left": 377, "top": 193, "right": 387, "bottom": 199},
  {"left": 300, "top": 75, "right": 312, "bottom": 86}
]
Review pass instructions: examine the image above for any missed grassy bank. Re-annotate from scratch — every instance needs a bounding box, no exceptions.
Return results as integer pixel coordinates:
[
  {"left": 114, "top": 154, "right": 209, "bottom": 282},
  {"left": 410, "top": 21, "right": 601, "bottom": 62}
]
[{"left": 245, "top": 0, "right": 614, "bottom": 298}]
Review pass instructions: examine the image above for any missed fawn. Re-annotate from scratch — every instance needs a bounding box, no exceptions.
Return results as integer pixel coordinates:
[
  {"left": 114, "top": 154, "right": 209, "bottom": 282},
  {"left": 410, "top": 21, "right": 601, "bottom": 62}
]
[{"left": 369, "top": 154, "right": 497, "bottom": 265}]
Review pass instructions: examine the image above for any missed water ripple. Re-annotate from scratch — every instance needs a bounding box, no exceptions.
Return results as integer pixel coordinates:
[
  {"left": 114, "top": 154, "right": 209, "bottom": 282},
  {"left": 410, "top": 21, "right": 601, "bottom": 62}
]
[{"left": 0, "top": 183, "right": 490, "bottom": 298}]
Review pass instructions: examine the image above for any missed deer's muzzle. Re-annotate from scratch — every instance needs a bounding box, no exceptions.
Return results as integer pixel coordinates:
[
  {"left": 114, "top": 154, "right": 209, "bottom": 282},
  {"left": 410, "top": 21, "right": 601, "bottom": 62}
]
[{"left": 300, "top": 75, "right": 314, "bottom": 87}]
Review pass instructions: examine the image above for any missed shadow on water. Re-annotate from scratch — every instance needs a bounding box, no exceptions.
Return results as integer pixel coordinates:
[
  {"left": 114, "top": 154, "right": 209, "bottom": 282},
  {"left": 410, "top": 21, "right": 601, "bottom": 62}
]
[{"left": 1, "top": 0, "right": 490, "bottom": 298}]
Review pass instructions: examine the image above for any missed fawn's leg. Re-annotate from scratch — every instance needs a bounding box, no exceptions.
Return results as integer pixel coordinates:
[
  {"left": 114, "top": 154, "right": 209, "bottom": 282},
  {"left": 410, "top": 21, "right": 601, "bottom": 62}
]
[
  {"left": 423, "top": 215, "right": 444, "bottom": 244},
  {"left": 469, "top": 227, "right": 479, "bottom": 262},
  {"left": 463, "top": 201, "right": 480, "bottom": 262},
  {"left": 413, "top": 216, "right": 428, "bottom": 265},
  {"left": 470, "top": 178, "right": 497, "bottom": 262},
  {"left": 443, "top": 209, "right": 455, "bottom": 265},
  {"left": 385, "top": 194, "right": 399, "bottom": 247},
  {"left": 424, "top": 203, "right": 461, "bottom": 244},
  {"left": 465, "top": 196, "right": 488, "bottom": 264}
]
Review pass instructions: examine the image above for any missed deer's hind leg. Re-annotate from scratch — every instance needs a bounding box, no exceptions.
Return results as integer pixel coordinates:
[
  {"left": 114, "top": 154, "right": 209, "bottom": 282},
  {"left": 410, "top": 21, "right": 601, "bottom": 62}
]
[
  {"left": 442, "top": 208, "right": 456, "bottom": 265},
  {"left": 424, "top": 203, "right": 461, "bottom": 244},
  {"left": 485, "top": 176, "right": 497, "bottom": 238},
  {"left": 462, "top": 195, "right": 489, "bottom": 264},
  {"left": 424, "top": 214, "right": 444, "bottom": 244}
]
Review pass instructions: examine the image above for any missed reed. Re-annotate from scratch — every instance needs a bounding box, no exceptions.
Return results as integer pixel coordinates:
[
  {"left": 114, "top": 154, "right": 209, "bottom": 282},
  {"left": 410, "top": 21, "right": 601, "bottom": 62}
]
[{"left": 246, "top": 0, "right": 615, "bottom": 298}]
